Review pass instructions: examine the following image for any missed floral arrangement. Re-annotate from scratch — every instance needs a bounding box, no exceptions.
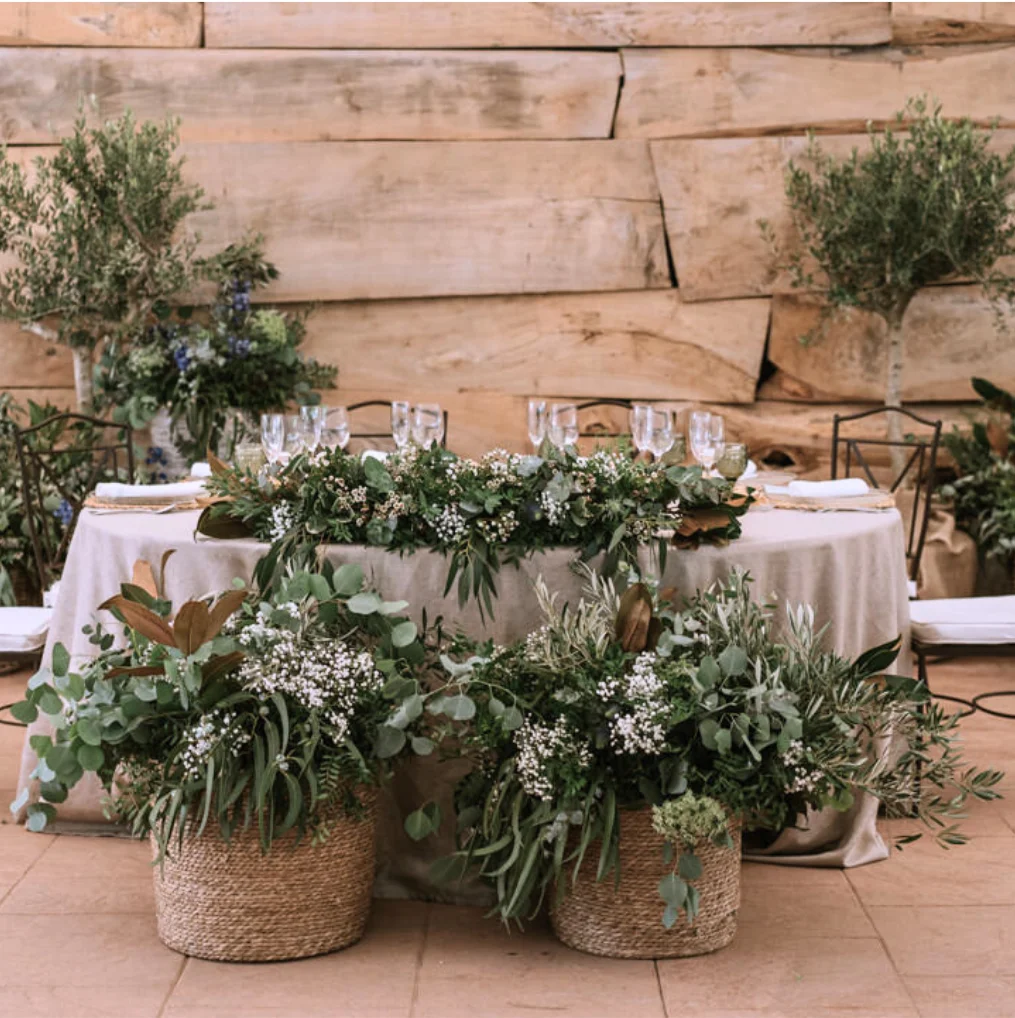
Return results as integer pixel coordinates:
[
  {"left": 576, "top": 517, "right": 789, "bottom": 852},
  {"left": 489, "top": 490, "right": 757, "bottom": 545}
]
[
  {"left": 398, "top": 568, "right": 1000, "bottom": 926},
  {"left": 9, "top": 554, "right": 423, "bottom": 853},
  {"left": 0, "top": 393, "right": 123, "bottom": 605},
  {"left": 942, "top": 377, "right": 1015, "bottom": 572},
  {"left": 95, "top": 238, "right": 336, "bottom": 464},
  {"left": 199, "top": 444, "right": 751, "bottom": 615}
]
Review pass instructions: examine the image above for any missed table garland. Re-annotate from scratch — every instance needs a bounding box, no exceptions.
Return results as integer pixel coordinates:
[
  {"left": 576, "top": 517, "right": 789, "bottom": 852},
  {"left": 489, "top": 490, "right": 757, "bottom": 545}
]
[{"left": 197, "top": 445, "right": 751, "bottom": 614}]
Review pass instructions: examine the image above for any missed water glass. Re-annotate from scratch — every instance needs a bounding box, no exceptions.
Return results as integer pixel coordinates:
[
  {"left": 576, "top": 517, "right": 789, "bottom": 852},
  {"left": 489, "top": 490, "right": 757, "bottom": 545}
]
[
  {"left": 527, "top": 399, "right": 547, "bottom": 450},
  {"left": 299, "top": 405, "right": 326, "bottom": 451},
  {"left": 412, "top": 403, "right": 444, "bottom": 449},
  {"left": 689, "top": 411, "right": 725, "bottom": 475},
  {"left": 646, "top": 407, "right": 674, "bottom": 462},
  {"left": 260, "top": 413, "right": 284, "bottom": 465},
  {"left": 320, "top": 406, "right": 350, "bottom": 451},
  {"left": 548, "top": 403, "right": 579, "bottom": 450},
  {"left": 717, "top": 441, "right": 748, "bottom": 481},
  {"left": 280, "top": 414, "right": 304, "bottom": 464},
  {"left": 235, "top": 443, "right": 265, "bottom": 474},
  {"left": 391, "top": 401, "right": 411, "bottom": 450},
  {"left": 630, "top": 404, "right": 652, "bottom": 457}
]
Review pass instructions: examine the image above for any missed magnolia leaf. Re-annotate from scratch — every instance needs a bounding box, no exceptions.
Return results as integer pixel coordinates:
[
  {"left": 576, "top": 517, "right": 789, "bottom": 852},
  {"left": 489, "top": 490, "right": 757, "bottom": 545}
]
[
  {"left": 195, "top": 505, "right": 253, "bottom": 540},
  {"left": 205, "top": 588, "right": 247, "bottom": 641},
  {"left": 201, "top": 650, "right": 246, "bottom": 685},
  {"left": 130, "top": 559, "right": 159, "bottom": 600},
  {"left": 98, "top": 595, "right": 176, "bottom": 647},
  {"left": 173, "top": 600, "right": 211, "bottom": 655},
  {"left": 616, "top": 583, "right": 653, "bottom": 653},
  {"left": 206, "top": 450, "right": 230, "bottom": 476},
  {"left": 105, "top": 664, "right": 165, "bottom": 680}
]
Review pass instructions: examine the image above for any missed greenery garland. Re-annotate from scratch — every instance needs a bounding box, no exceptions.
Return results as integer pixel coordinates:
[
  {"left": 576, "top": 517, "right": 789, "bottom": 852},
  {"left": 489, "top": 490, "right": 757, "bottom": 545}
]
[{"left": 199, "top": 445, "right": 751, "bottom": 615}]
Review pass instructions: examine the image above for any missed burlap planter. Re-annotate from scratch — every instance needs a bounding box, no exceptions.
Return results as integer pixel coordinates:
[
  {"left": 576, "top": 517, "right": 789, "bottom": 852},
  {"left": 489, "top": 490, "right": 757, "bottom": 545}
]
[
  {"left": 152, "top": 791, "right": 377, "bottom": 962},
  {"left": 551, "top": 807, "right": 741, "bottom": 959}
]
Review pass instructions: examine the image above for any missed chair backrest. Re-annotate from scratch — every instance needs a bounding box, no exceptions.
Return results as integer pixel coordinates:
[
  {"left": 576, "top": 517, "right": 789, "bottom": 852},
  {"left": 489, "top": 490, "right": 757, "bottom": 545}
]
[
  {"left": 347, "top": 400, "right": 449, "bottom": 449},
  {"left": 575, "top": 399, "right": 633, "bottom": 441},
  {"left": 14, "top": 413, "right": 134, "bottom": 590},
  {"left": 830, "top": 406, "right": 942, "bottom": 582}
]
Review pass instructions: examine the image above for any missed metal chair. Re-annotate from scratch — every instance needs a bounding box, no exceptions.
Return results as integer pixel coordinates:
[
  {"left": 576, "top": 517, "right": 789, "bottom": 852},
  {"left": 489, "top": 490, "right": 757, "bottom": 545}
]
[{"left": 347, "top": 400, "right": 448, "bottom": 450}]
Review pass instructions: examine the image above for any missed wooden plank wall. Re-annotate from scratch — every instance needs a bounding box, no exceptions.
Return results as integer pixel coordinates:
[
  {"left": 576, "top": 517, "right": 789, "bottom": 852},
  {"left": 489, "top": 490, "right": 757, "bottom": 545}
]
[{"left": 1, "top": 2, "right": 1012, "bottom": 471}]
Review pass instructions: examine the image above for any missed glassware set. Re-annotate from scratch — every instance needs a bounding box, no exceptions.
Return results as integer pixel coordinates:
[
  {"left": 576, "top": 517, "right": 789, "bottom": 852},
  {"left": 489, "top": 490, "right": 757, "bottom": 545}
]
[{"left": 689, "top": 410, "right": 727, "bottom": 476}]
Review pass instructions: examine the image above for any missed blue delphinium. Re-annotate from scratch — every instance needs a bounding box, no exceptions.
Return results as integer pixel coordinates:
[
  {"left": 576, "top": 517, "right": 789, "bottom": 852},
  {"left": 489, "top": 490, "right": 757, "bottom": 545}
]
[
  {"left": 227, "top": 335, "right": 252, "bottom": 359},
  {"left": 232, "top": 278, "right": 251, "bottom": 313},
  {"left": 52, "top": 499, "right": 74, "bottom": 526},
  {"left": 173, "top": 345, "right": 191, "bottom": 372}
]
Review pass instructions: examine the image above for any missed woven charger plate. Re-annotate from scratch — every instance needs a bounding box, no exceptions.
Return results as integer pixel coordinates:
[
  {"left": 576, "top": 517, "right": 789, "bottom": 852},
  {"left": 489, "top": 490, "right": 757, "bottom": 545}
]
[
  {"left": 756, "top": 489, "right": 895, "bottom": 512},
  {"left": 85, "top": 494, "right": 212, "bottom": 511}
]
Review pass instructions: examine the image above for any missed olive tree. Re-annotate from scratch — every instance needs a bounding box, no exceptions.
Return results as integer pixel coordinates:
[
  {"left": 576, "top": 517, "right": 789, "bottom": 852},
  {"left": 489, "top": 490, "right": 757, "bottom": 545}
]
[
  {"left": 773, "top": 97, "right": 1015, "bottom": 464},
  {"left": 0, "top": 109, "right": 208, "bottom": 408}
]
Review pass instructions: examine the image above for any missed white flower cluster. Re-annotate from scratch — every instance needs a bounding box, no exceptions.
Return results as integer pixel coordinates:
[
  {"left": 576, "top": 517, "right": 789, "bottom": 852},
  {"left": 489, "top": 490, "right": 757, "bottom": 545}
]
[
  {"left": 269, "top": 502, "right": 296, "bottom": 542},
  {"left": 781, "top": 738, "right": 824, "bottom": 794},
  {"left": 178, "top": 709, "right": 252, "bottom": 780},
  {"left": 237, "top": 632, "right": 383, "bottom": 742},
  {"left": 597, "top": 652, "right": 670, "bottom": 756},
  {"left": 514, "top": 716, "right": 591, "bottom": 801},
  {"left": 542, "top": 808, "right": 584, "bottom": 845},
  {"left": 476, "top": 510, "right": 518, "bottom": 543},
  {"left": 236, "top": 601, "right": 300, "bottom": 649},
  {"left": 432, "top": 504, "right": 468, "bottom": 543},
  {"left": 539, "top": 489, "right": 565, "bottom": 526}
]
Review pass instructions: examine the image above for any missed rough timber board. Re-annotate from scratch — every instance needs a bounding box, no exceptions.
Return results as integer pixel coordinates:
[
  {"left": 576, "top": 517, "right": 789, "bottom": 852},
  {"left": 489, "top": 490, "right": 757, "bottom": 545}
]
[{"left": 0, "top": 3, "right": 201, "bottom": 47}]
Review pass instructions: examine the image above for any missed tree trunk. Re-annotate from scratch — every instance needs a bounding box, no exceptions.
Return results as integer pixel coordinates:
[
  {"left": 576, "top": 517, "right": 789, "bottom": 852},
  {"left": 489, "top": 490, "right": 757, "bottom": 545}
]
[
  {"left": 884, "top": 315, "right": 906, "bottom": 479},
  {"left": 72, "top": 346, "right": 93, "bottom": 411}
]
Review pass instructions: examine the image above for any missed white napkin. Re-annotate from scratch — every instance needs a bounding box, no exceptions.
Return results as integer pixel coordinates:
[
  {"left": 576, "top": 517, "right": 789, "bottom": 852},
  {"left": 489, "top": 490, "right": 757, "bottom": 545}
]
[
  {"left": 189, "top": 462, "right": 212, "bottom": 479},
  {"left": 94, "top": 480, "right": 206, "bottom": 501},
  {"left": 765, "top": 478, "right": 870, "bottom": 499},
  {"left": 739, "top": 460, "right": 758, "bottom": 481}
]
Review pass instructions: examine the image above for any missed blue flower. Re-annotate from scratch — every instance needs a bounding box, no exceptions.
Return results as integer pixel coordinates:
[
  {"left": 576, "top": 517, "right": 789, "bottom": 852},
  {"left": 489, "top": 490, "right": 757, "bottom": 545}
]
[
  {"left": 227, "top": 335, "right": 252, "bottom": 359},
  {"left": 145, "top": 446, "right": 167, "bottom": 467},
  {"left": 231, "top": 278, "right": 252, "bottom": 313},
  {"left": 52, "top": 499, "right": 74, "bottom": 526},
  {"left": 173, "top": 345, "right": 191, "bottom": 372}
]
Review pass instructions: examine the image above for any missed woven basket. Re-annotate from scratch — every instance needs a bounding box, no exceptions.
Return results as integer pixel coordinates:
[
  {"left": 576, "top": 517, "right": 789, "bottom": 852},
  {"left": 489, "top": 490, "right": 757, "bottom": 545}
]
[
  {"left": 152, "top": 791, "right": 377, "bottom": 962},
  {"left": 551, "top": 807, "right": 741, "bottom": 959}
]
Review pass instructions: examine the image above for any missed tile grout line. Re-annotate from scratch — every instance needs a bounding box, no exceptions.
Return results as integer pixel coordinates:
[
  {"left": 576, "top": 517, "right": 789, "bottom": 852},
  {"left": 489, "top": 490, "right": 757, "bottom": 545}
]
[
  {"left": 155, "top": 954, "right": 189, "bottom": 1018},
  {"left": 843, "top": 867, "right": 924, "bottom": 1017},
  {"left": 407, "top": 902, "right": 432, "bottom": 1018},
  {"left": 0, "top": 830, "right": 59, "bottom": 909},
  {"left": 653, "top": 959, "right": 669, "bottom": 1018}
]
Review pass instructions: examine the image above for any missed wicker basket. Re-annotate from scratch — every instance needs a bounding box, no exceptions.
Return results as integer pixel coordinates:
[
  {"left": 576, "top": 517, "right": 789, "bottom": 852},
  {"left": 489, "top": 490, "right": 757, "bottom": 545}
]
[
  {"left": 551, "top": 807, "right": 741, "bottom": 959},
  {"left": 152, "top": 791, "right": 377, "bottom": 962}
]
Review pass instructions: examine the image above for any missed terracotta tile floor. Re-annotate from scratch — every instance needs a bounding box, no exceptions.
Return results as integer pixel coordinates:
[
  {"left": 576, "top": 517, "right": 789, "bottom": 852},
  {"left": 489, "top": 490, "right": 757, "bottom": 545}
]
[{"left": 2, "top": 658, "right": 1015, "bottom": 1018}]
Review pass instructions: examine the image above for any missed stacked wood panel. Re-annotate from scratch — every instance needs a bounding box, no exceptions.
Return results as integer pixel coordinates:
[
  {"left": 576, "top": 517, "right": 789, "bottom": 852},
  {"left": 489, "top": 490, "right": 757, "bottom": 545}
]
[{"left": 1, "top": 2, "right": 1011, "bottom": 468}]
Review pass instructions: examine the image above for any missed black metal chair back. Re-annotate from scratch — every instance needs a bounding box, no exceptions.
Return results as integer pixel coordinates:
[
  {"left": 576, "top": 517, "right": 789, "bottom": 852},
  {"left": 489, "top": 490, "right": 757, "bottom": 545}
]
[
  {"left": 14, "top": 413, "right": 134, "bottom": 591},
  {"left": 830, "top": 406, "right": 942, "bottom": 582},
  {"left": 575, "top": 398, "right": 633, "bottom": 441},
  {"left": 347, "top": 400, "right": 449, "bottom": 449}
]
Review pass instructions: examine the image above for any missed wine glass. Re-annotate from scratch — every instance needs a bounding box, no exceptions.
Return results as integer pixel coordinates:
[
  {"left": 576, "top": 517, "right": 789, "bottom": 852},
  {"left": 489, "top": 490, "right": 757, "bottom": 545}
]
[
  {"left": 320, "top": 406, "right": 350, "bottom": 451},
  {"left": 280, "top": 414, "right": 304, "bottom": 465},
  {"left": 299, "top": 405, "right": 326, "bottom": 451},
  {"left": 391, "top": 401, "right": 411, "bottom": 451},
  {"left": 646, "top": 407, "right": 674, "bottom": 462},
  {"left": 709, "top": 414, "right": 726, "bottom": 466},
  {"left": 630, "top": 404, "right": 652, "bottom": 458},
  {"left": 527, "top": 399, "right": 547, "bottom": 451},
  {"left": 689, "top": 411, "right": 724, "bottom": 475},
  {"left": 412, "top": 403, "right": 444, "bottom": 449},
  {"left": 260, "top": 413, "right": 284, "bottom": 466},
  {"left": 548, "top": 403, "right": 579, "bottom": 450}
]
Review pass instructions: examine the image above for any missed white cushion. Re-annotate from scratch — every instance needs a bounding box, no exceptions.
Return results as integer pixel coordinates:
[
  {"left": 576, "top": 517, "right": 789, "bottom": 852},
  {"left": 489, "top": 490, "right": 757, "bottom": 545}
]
[
  {"left": 910, "top": 596, "right": 1015, "bottom": 646},
  {"left": 0, "top": 607, "right": 51, "bottom": 653}
]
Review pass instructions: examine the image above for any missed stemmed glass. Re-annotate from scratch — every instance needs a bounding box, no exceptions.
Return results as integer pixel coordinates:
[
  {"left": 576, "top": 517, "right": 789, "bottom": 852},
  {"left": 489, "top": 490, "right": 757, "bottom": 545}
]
[
  {"left": 412, "top": 403, "right": 444, "bottom": 449},
  {"left": 646, "top": 407, "right": 675, "bottom": 462},
  {"left": 391, "top": 401, "right": 411, "bottom": 451},
  {"left": 299, "top": 405, "right": 326, "bottom": 452},
  {"left": 548, "top": 403, "right": 579, "bottom": 451},
  {"left": 320, "top": 407, "right": 350, "bottom": 451},
  {"left": 630, "top": 404, "right": 652, "bottom": 459},
  {"left": 260, "top": 413, "right": 284, "bottom": 467},
  {"left": 527, "top": 399, "right": 547, "bottom": 451},
  {"left": 281, "top": 414, "right": 305, "bottom": 465},
  {"left": 689, "top": 411, "right": 726, "bottom": 476}
]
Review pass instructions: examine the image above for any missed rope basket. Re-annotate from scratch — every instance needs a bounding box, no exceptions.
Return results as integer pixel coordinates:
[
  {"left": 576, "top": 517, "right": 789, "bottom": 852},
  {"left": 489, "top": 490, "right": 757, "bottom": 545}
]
[
  {"left": 151, "top": 790, "right": 377, "bottom": 962},
  {"left": 551, "top": 807, "right": 741, "bottom": 959}
]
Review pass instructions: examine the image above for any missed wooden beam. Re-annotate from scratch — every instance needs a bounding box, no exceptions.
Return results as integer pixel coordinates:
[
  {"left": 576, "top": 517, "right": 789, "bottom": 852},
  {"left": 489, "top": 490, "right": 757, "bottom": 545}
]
[
  {"left": 303, "top": 290, "right": 769, "bottom": 403},
  {"left": 893, "top": 3, "right": 1015, "bottom": 44},
  {"left": 0, "top": 322, "right": 73, "bottom": 389},
  {"left": 0, "top": 3, "right": 201, "bottom": 47},
  {"left": 180, "top": 140, "right": 669, "bottom": 302},
  {"left": 652, "top": 132, "right": 1015, "bottom": 302},
  {"left": 767, "top": 288, "right": 1015, "bottom": 402},
  {"left": 205, "top": 3, "right": 890, "bottom": 49},
  {"left": 618, "top": 45, "right": 1015, "bottom": 139},
  {"left": 0, "top": 48, "right": 621, "bottom": 144}
]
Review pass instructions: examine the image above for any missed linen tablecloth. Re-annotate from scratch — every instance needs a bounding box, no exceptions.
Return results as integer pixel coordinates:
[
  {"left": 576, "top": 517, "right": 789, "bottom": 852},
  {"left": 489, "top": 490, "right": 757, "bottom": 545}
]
[{"left": 17, "top": 505, "right": 911, "bottom": 895}]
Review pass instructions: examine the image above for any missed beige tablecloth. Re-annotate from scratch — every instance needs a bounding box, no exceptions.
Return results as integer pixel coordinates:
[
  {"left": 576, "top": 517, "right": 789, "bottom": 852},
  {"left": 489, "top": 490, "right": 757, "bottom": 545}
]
[{"left": 17, "top": 505, "right": 911, "bottom": 894}]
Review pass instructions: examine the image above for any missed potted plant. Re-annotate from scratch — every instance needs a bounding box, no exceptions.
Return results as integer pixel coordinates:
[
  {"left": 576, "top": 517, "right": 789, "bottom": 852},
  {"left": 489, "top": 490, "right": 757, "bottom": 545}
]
[
  {"left": 0, "top": 109, "right": 207, "bottom": 410},
  {"left": 9, "top": 554, "right": 423, "bottom": 962},
  {"left": 402, "top": 568, "right": 1000, "bottom": 959},
  {"left": 95, "top": 238, "right": 337, "bottom": 475}
]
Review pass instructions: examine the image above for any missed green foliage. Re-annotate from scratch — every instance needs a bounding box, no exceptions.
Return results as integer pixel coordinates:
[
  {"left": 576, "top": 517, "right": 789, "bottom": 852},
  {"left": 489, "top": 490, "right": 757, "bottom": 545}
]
[
  {"left": 942, "top": 377, "right": 1015, "bottom": 566},
  {"left": 409, "top": 568, "right": 1001, "bottom": 927},
  {"left": 94, "top": 236, "right": 336, "bottom": 462},
  {"left": 0, "top": 109, "right": 207, "bottom": 354},
  {"left": 200, "top": 444, "right": 751, "bottom": 616},
  {"left": 10, "top": 553, "right": 425, "bottom": 855},
  {"left": 773, "top": 96, "right": 1015, "bottom": 328}
]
